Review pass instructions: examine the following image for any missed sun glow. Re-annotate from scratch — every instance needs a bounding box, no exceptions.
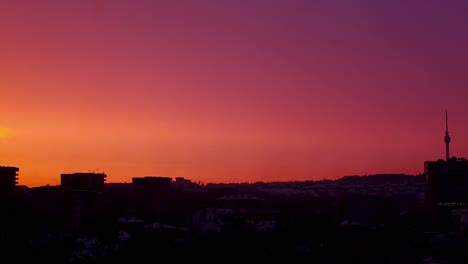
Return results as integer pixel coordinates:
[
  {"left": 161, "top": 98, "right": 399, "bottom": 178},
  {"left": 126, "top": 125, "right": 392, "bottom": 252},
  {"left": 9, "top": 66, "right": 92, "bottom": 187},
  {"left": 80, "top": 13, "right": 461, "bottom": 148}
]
[{"left": 0, "top": 127, "right": 11, "bottom": 139}]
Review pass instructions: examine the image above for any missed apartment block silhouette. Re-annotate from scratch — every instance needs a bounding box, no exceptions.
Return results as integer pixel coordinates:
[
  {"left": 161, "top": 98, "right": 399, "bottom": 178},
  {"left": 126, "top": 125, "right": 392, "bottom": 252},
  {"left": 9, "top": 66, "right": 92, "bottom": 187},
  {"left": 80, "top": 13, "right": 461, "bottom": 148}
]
[{"left": 61, "top": 172, "right": 107, "bottom": 234}]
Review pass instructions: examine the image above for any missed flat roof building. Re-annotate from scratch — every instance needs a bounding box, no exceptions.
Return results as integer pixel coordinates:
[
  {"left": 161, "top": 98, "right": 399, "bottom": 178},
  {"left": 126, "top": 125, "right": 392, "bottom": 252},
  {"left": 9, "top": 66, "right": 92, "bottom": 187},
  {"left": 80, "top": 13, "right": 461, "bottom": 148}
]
[
  {"left": 425, "top": 158, "right": 468, "bottom": 210},
  {"left": 0, "top": 166, "right": 18, "bottom": 194},
  {"left": 61, "top": 172, "right": 106, "bottom": 193},
  {"left": 60, "top": 172, "right": 107, "bottom": 234}
]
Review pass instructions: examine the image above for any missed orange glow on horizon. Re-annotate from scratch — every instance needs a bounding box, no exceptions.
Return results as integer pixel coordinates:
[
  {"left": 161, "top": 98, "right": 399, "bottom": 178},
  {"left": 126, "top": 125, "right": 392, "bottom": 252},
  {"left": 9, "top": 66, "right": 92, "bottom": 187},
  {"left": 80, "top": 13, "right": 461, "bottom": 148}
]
[{"left": 1, "top": 1, "right": 467, "bottom": 187}]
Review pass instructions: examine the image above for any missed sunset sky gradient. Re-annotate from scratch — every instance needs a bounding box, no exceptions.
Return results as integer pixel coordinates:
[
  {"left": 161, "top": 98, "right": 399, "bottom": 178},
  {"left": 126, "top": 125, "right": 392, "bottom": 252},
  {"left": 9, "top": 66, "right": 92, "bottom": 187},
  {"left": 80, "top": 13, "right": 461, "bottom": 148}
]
[{"left": 1, "top": 0, "right": 468, "bottom": 187}]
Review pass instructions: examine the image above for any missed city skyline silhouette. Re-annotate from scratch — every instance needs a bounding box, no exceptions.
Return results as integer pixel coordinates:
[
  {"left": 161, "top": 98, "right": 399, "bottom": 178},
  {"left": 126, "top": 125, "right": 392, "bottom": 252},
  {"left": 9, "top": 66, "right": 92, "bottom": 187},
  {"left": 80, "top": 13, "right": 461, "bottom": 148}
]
[
  {"left": 2, "top": 107, "right": 465, "bottom": 189},
  {"left": 1, "top": 1, "right": 468, "bottom": 189},
  {"left": 2, "top": 2, "right": 468, "bottom": 262}
]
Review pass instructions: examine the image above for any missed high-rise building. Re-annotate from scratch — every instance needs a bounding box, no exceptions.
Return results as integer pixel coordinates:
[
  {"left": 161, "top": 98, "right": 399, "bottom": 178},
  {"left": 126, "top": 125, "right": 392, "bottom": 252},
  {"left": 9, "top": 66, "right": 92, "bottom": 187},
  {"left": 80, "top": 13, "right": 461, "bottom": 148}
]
[
  {"left": 425, "top": 158, "right": 468, "bottom": 210},
  {"left": 424, "top": 111, "right": 468, "bottom": 229},
  {"left": 60, "top": 172, "right": 107, "bottom": 234},
  {"left": 0, "top": 166, "right": 18, "bottom": 195}
]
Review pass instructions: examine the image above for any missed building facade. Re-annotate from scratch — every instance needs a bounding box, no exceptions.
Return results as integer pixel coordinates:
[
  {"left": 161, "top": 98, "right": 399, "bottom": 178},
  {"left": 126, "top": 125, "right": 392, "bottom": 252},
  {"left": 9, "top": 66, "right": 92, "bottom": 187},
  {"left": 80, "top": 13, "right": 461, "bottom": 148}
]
[
  {"left": 0, "top": 166, "right": 18, "bottom": 195},
  {"left": 61, "top": 172, "right": 107, "bottom": 234},
  {"left": 425, "top": 158, "right": 468, "bottom": 211}
]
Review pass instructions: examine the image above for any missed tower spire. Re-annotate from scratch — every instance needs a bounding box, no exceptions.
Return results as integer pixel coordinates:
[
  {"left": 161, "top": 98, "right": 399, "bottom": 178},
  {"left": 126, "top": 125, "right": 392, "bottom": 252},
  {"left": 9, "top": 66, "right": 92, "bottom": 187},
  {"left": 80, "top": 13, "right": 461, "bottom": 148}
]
[{"left": 444, "top": 109, "right": 451, "bottom": 161}]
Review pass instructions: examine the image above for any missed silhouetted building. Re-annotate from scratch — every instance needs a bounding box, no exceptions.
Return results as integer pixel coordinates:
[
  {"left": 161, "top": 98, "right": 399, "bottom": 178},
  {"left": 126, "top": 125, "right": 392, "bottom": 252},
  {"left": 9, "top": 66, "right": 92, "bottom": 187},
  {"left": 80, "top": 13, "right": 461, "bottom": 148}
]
[
  {"left": 61, "top": 172, "right": 106, "bottom": 193},
  {"left": 29, "top": 185, "right": 63, "bottom": 232},
  {"left": 424, "top": 111, "right": 468, "bottom": 230},
  {"left": 425, "top": 158, "right": 468, "bottom": 210},
  {"left": 0, "top": 166, "right": 18, "bottom": 195},
  {"left": 132, "top": 176, "right": 172, "bottom": 221},
  {"left": 61, "top": 172, "right": 107, "bottom": 234},
  {"left": 105, "top": 183, "right": 135, "bottom": 219},
  {"left": 0, "top": 166, "right": 19, "bottom": 212}
]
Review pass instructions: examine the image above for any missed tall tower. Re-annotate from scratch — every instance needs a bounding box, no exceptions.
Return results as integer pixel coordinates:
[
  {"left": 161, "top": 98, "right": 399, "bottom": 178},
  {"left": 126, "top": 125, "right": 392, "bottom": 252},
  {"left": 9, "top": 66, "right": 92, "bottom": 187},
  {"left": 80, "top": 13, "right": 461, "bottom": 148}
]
[{"left": 444, "top": 109, "right": 451, "bottom": 161}]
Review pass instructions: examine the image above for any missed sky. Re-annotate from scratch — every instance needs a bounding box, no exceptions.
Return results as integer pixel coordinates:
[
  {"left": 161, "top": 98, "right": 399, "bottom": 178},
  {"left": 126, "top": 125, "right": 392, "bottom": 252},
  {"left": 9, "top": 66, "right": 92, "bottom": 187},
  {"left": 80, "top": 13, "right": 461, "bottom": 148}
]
[{"left": 1, "top": 0, "right": 468, "bottom": 187}]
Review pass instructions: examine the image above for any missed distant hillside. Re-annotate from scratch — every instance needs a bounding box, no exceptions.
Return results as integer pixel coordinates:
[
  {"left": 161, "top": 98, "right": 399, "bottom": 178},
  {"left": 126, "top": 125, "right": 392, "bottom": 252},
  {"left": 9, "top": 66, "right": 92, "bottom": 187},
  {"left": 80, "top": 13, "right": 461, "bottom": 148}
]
[{"left": 336, "top": 173, "right": 423, "bottom": 184}]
